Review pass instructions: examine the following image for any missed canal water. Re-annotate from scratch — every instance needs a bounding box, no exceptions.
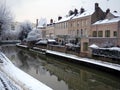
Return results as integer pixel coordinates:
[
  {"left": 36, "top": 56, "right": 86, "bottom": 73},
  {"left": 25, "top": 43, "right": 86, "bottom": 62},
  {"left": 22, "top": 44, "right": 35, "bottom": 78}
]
[{"left": 0, "top": 44, "right": 120, "bottom": 90}]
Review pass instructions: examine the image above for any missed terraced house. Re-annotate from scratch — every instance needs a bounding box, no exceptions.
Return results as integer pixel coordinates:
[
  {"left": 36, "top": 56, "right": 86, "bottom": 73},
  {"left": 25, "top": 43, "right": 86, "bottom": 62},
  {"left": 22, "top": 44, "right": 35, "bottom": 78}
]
[{"left": 41, "top": 3, "right": 120, "bottom": 55}]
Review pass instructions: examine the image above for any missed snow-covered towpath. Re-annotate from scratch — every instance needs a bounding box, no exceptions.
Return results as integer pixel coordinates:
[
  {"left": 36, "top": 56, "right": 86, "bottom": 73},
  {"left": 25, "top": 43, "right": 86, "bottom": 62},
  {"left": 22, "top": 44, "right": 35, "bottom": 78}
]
[
  {"left": 46, "top": 50, "right": 120, "bottom": 72},
  {"left": 0, "top": 52, "right": 53, "bottom": 90}
]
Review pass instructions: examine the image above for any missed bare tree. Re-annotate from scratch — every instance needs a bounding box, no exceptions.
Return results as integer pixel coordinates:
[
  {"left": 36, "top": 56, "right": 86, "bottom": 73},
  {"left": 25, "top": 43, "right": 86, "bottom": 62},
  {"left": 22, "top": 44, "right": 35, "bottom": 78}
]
[{"left": 0, "top": 1, "right": 13, "bottom": 40}]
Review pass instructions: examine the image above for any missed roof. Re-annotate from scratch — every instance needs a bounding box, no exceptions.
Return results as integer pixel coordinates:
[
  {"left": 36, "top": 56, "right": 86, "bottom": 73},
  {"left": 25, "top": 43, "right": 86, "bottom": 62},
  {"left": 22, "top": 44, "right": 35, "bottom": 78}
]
[
  {"left": 111, "top": 12, "right": 120, "bottom": 17},
  {"left": 89, "top": 44, "right": 99, "bottom": 49},
  {"left": 56, "top": 10, "right": 94, "bottom": 24},
  {"left": 73, "top": 10, "right": 94, "bottom": 19},
  {"left": 56, "top": 15, "right": 74, "bottom": 23},
  {"left": 93, "top": 17, "right": 120, "bottom": 25}
]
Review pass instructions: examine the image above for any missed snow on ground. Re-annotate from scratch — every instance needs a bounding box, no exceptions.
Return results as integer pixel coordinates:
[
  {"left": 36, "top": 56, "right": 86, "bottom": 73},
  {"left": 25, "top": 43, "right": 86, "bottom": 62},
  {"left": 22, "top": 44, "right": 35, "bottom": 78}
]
[
  {"left": 46, "top": 50, "right": 120, "bottom": 71},
  {"left": 0, "top": 71, "right": 22, "bottom": 90},
  {"left": 89, "top": 44, "right": 99, "bottom": 49},
  {"left": 16, "top": 43, "right": 28, "bottom": 48},
  {"left": 16, "top": 44, "right": 120, "bottom": 71},
  {"left": 0, "top": 52, "right": 53, "bottom": 90}
]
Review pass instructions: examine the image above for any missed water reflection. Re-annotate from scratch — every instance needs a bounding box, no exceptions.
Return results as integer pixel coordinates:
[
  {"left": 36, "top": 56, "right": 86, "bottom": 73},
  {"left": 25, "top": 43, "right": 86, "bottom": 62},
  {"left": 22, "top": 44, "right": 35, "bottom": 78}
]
[{"left": 1, "top": 45, "right": 120, "bottom": 90}]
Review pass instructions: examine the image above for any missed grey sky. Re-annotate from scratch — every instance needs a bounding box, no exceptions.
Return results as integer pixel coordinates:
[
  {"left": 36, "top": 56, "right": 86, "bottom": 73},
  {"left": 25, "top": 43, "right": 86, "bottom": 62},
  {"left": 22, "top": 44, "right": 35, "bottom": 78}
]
[{"left": 3, "top": 0, "right": 120, "bottom": 23}]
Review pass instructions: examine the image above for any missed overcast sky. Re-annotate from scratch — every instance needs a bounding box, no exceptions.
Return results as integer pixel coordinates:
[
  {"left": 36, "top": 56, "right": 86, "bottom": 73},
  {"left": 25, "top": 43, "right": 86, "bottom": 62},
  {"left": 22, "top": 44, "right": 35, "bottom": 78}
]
[{"left": 2, "top": 0, "right": 120, "bottom": 23}]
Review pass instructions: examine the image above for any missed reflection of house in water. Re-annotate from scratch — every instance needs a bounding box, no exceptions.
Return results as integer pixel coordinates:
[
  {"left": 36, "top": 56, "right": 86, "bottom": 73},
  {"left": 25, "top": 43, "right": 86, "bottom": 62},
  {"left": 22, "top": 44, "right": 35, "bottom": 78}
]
[{"left": 45, "top": 58, "right": 120, "bottom": 90}]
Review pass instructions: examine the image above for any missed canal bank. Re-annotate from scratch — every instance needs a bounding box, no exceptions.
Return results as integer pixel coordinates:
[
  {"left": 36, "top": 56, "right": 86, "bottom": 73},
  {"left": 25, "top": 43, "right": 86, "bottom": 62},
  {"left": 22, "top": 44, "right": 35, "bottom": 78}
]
[
  {"left": 16, "top": 44, "right": 120, "bottom": 76},
  {"left": 2, "top": 44, "right": 120, "bottom": 90},
  {"left": 0, "top": 51, "right": 53, "bottom": 90}
]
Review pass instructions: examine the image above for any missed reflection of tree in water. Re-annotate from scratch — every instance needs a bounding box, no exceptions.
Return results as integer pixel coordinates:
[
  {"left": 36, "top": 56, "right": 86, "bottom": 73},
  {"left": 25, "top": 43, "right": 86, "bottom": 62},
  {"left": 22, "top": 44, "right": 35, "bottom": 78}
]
[
  {"left": 17, "top": 50, "right": 47, "bottom": 75},
  {"left": 17, "top": 50, "right": 29, "bottom": 70}
]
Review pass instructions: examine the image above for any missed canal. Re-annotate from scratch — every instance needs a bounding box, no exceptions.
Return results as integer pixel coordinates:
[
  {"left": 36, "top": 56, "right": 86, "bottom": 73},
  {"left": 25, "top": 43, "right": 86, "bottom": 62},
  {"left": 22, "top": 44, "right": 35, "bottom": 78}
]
[{"left": 0, "top": 44, "right": 120, "bottom": 90}]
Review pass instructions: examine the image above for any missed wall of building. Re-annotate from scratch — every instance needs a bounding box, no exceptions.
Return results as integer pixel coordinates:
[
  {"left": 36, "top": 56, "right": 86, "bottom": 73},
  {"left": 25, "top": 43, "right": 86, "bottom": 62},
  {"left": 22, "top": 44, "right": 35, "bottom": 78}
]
[
  {"left": 90, "top": 22, "right": 119, "bottom": 47},
  {"left": 46, "top": 25, "right": 55, "bottom": 39}
]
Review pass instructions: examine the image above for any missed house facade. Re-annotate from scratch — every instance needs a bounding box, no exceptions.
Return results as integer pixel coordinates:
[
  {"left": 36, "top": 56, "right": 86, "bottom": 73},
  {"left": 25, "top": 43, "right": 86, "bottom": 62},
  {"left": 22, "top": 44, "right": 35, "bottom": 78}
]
[
  {"left": 54, "top": 16, "right": 73, "bottom": 43},
  {"left": 45, "top": 23, "right": 55, "bottom": 39},
  {"left": 90, "top": 11, "right": 120, "bottom": 48},
  {"left": 40, "top": 3, "right": 120, "bottom": 54}
]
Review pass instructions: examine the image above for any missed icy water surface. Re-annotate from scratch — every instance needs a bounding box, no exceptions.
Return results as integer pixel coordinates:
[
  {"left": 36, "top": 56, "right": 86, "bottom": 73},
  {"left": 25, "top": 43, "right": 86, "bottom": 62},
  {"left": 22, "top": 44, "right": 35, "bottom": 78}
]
[{"left": 1, "top": 45, "right": 120, "bottom": 90}]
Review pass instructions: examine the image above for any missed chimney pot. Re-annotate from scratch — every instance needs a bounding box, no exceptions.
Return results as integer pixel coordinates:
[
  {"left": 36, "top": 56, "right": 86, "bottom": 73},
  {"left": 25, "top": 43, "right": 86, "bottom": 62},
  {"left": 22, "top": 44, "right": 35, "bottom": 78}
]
[
  {"left": 36, "top": 19, "right": 38, "bottom": 27},
  {"left": 50, "top": 19, "right": 53, "bottom": 24},
  {"left": 95, "top": 3, "right": 99, "bottom": 11},
  {"left": 106, "top": 8, "right": 110, "bottom": 15},
  {"left": 58, "top": 16, "right": 62, "bottom": 21}
]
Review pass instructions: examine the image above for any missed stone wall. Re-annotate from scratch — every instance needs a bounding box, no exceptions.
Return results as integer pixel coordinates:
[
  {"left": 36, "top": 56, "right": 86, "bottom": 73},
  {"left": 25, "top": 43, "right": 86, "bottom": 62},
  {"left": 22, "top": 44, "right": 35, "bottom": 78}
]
[{"left": 89, "top": 38, "right": 118, "bottom": 47}]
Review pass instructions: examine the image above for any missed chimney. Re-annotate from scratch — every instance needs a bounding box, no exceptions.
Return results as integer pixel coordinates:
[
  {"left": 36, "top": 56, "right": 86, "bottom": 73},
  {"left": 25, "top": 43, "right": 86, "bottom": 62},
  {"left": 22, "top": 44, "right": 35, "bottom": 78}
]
[
  {"left": 80, "top": 7, "right": 85, "bottom": 14},
  {"left": 36, "top": 19, "right": 38, "bottom": 28},
  {"left": 105, "top": 8, "right": 110, "bottom": 15},
  {"left": 58, "top": 16, "right": 62, "bottom": 21},
  {"left": 114, "top": 11, "right": 117, "bottom": 13},
  {"left": 95, "top": 3, "right": 99, "bottom": 11},
  {"left": 50, "top": 19, "right": 53, "bottom": 24}
]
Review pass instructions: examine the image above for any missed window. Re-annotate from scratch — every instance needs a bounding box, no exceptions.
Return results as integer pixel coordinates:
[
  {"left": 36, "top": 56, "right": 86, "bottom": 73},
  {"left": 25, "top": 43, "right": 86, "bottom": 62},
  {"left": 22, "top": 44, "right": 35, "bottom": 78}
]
[
  {"left": 81, "top": 29, "right": 83, "bottom": 36},
  {"left": 93, "top": 31, "right": 97, "bottom": 37},
  {"left": 85, "top": 20, "right": 88, "bottom": 26},
  {"left": 77, "top": 29, "right": 79, "bottom": 36},
  {"left": 65, "top": 22, "right": 67, "bottom": 28},
  {"left": 82, "top": 20, "right": 84, "bottom": 26},
  {"left": 113, "top": 31, "right": 117, "bottom": 37},
  {"left": 73, "top": 22, "right": 75, "bottom": 27},
  {"left": 105, "top": 30, "right": 110, "bottom": 37},
  {"left": 77, "top": 22, "right": 79, "bottom": 26},
  {"left": 71, "top": 23, "right": 72, "bottom": 27},
  {"left": 84, "top": 29, "right": 86, "bottom": 37},
  {"left": 98, "top": 31, "right": 103, "bottom": 37},
  {"left": 63, "top": 23, "right": 65, "bottom": 29},
  {"left": 83, "top": 42, "right": 88, "bottom": 51}
]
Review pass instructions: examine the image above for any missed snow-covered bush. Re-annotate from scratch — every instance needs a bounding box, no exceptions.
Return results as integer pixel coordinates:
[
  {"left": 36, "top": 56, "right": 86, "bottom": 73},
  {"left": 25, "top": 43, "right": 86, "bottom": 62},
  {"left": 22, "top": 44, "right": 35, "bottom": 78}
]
[{"left": 26, "top": 28, "right": 42, "bottom": 42}]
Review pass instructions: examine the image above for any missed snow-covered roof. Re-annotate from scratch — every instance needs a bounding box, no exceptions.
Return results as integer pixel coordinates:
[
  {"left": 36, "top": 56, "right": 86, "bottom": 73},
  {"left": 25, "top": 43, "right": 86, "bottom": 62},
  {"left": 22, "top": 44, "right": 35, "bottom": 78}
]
[
  {"left": 93, "top": 17, "right": 120, "bottom": 25},
  {"left": 111, "top": 12, "right": 120, "bottom": 17},
  {"left": 108, "top": 47, "right": 120, "bottom": 52},
  {"left": 89, "top": 44, "right": 99, "bottom": 49},
  {"left": 73, "top": 10, "right": 94, "bottom": 19},
  {"left": 47, "top": 39, "right": 56, "bottom": 42},
  {"left": 56, "top": 15, "right": 74, "bottom": 23},
  {"left": 36, "top": 39, "right": 47, "bottom": 44},
  {"left": 56, "top": 10, "right": 94, "bottom": 24},
  {"left": 36, "top": 39, "right": 56, "bottom": 44}
]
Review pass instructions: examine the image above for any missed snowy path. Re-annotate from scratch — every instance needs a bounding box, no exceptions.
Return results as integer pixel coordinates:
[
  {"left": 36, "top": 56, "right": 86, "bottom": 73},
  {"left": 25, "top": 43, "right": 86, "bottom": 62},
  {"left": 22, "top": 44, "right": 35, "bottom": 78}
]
[
  {"left": 46, "top": 50, "right": 120, "bottom": 72},
  {"left": 0, "top": 71, "right": 21, "bottom": 90},
  {"left": 16, "top": 44, "right": 120, "bottom": 72},
  {"left": 0, "top": 52, "right": 53, "bottom": 90}
]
